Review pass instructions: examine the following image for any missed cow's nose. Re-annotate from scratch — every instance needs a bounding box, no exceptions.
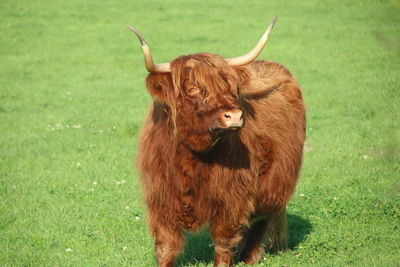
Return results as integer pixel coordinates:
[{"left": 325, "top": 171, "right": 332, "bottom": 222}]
[{"left": 221, "top": 109, "right": 243, "bottom": 128}]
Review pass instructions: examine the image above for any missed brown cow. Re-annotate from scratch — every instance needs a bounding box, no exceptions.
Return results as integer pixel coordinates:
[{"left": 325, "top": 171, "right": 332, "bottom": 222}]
[{"left": 128, "top": 18, "right": 306, "bottom": 267}]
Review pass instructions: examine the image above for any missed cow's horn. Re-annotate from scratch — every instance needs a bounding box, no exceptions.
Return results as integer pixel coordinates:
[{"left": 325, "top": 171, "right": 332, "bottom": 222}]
[
  {"left": 126, "top": 24, "right": 171, "bottom": 73},
  {"left": 225, "top": 17, "right": 277, "bottom": 66}
]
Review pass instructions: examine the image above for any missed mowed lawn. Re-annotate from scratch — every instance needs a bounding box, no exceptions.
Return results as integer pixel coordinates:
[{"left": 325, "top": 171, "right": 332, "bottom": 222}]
[{"left": 1, "top": 0, "right": 399, "bottom": 266}]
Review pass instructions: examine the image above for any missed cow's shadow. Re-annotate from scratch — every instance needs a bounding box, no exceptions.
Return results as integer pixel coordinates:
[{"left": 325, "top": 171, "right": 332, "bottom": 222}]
[{"left": 175, "top": 213, "right": 312, "bottom": 266}]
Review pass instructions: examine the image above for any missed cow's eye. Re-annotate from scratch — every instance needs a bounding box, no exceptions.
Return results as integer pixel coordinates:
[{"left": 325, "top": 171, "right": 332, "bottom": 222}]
[{"left": 187, "top": 86, "right": 200, "bottom": 96}]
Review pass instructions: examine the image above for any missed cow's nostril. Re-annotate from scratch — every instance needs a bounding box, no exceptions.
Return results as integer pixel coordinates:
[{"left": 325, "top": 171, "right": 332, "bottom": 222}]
[{"left": 224, "top": 113, "right": 231, "bottom": 120}]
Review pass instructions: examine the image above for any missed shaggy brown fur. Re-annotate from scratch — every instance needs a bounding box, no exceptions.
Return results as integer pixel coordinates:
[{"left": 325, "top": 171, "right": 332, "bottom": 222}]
[{"left": 137, "top": 53, "right": 306, "bottom": 267}]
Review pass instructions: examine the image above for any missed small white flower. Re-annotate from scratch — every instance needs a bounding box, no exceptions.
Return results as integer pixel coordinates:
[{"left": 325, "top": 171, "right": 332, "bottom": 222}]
[
  {"left": 125, "top": 206, "right": 130, "bottom": 210},
  {"left": 66, "top": 248, "right": 73, "bottom": 253},
  {"left": 93, "top": 181, "right": 97, "bottom": 185},
  {"left": 135, "top": 216, "right": 141, "bottom": 221},
  {"left": 76, "top": 162, "right": 81, "bottom": 167},
  {"left": 362, "top": 155, "right": 368, "bottom": 160},
  {"left": 72, "top": 124, "right": 82, "bottom": 129},
  {"left": 122, "top": 246, "right": 128, "bottom": 251},
  {"left": 299, "top": 193, "right": 305, "bottom": 197}
]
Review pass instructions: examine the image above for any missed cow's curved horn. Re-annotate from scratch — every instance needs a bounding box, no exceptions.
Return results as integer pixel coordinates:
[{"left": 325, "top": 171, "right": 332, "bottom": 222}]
[
  {"left": 225, "top": 17, "right": 277, "bottom": 66},
  {"left": 126, "top": 24, "right": 171, "bottom": 73}
]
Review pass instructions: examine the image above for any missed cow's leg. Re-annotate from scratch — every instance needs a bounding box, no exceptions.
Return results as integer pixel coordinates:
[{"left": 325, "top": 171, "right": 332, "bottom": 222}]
[
  {"left": 152, "top": 224, "right": 184, "bottom": 267},
  {"left": 238, "top": 216, "right": 268, "bottom": 264},
  {"left": 210, "top": 223, "right": 243, "bottom": 267},
  {"left": 239, "top": 208, "right": 288, "bottom": 264},
  {"left": 265, "top": 207, "right": 288, "bottom": 254}
]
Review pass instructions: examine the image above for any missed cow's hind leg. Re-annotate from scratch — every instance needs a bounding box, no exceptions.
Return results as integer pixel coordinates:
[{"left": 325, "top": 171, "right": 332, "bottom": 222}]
[
  {"left": 239, "top": 208, "right": 288, "bottom": 264},
  {"left": 265, "top": 208, "right": 288, "bottom": 254}
]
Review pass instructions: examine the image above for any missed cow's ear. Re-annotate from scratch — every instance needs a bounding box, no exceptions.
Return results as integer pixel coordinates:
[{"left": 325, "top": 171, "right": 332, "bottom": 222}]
[
  {"left": 145, "top": 73, "right": 174, "bottom": 103},
  {"left": 233, "top": 65, "right": 280, "bottom": 100}
]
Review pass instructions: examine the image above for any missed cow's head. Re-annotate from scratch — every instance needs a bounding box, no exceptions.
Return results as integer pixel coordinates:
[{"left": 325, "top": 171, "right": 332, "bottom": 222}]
[{"left": 128, "top": 18, "right": 277, "bottom": 152}]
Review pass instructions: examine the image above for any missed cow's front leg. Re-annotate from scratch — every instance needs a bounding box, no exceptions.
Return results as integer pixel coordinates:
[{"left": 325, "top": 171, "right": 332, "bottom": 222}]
[
  {"left": 210, "top": 223, "right": 244, "bottom": 267},
  {"left": 151, "top": 223, "right": 184, "bottom": 267}
]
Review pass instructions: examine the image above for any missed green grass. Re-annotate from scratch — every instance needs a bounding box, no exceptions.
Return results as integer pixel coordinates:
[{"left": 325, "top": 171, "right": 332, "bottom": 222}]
[{"left": 1, "top": 0, "right": 399, "bottom": 266}]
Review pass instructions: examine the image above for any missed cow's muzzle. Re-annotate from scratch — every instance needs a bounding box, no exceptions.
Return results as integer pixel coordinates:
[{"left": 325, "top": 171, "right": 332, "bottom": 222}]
[{"left": 221, "top": 109, "right": 244, "bottom": 129}]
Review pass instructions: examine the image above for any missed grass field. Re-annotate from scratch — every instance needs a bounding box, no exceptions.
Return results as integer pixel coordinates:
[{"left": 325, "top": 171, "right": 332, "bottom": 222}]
[{"left": 1, "top": 0, "right": 399, "bottom": 266}]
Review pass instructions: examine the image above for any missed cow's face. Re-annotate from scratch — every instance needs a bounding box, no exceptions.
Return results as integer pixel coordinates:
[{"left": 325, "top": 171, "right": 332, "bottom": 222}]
[
  {"left": 146, "top": 54, "right": 245, "bottom": 152},
  {"left": 130, "top": 19, "right": 278, "bottom": 152}
]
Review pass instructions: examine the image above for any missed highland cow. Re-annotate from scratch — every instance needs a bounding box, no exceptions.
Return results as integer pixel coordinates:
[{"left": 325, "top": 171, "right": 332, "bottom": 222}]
[{"left": 127, "top": 18, "right": 306, "bottom": 267}]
